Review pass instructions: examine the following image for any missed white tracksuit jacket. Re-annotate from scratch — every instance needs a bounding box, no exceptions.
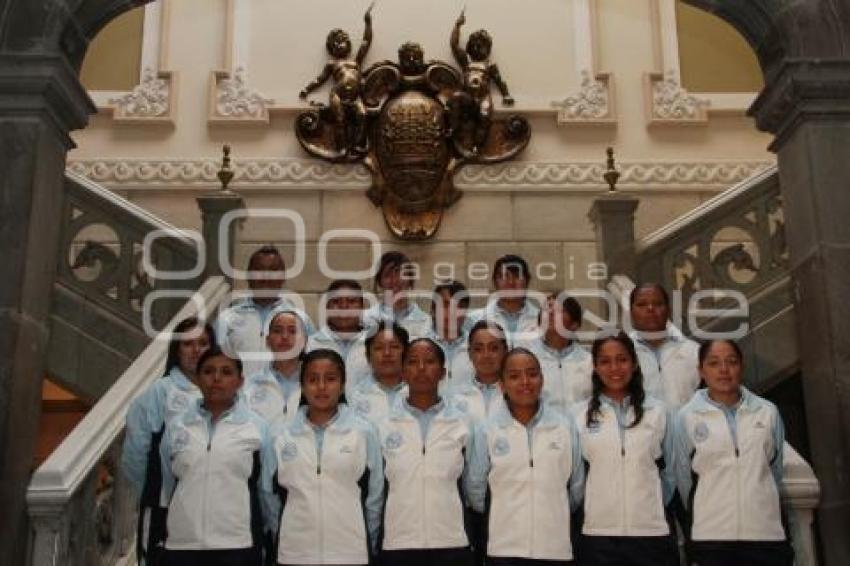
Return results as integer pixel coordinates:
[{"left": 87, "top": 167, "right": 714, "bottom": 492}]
[
  {"left": 674, "top": 387, "right": 786, "bottom": 541},
  {"left": 377, "top": 399, "right": 475, "bottom": 551},
  {"left": 348, "top": 375, "right": 408, "bottom": 425},
  {"left": 264, "top": 405, "right": 385, "bottom": 565},
  {"left": 524, "top": 338, "right": 593, "bottom": 410},
  {"left": 242, "top": 365, "right": 301, "bottom": 428},
  {"left": 630, "top": 325, "right": 700, "bottom": 410},
  {"left": 447, "top": 378, "right": 506, "bottom": 423},
  {"left": 159, "top": 398, "right": 270, "bottom": 550},
  {"left": 467, "top": 404, "right": 585, "bottom": 561},
  {"left": 572, "top": 395, "right": 675, "bottom": 537}
]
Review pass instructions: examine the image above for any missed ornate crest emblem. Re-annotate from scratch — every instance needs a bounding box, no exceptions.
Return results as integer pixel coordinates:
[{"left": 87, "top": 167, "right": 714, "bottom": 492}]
[{"left": 296, "top": 13, "right": 530, "bottom": 240}]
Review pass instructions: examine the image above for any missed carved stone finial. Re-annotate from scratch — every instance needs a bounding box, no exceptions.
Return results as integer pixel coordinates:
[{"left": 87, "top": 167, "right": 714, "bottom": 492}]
[
  {"left": 217, "top": 145, "right": 235, "bottom": 192},
  {"left": 604, "top": 146, "right": 620, "bottom": 192}
]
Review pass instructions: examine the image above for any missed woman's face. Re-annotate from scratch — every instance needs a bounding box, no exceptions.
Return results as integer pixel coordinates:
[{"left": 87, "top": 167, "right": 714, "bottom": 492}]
[
  {"left": 266, "top": 312, "right": 305, "bottom": 360},
  {"left": 630, "top": 287, "right": 669, "bottom": 333},
  {"left": 699, "top": 341, "right": 743, "bottom": 397},
  {"left": 368, "top": 330, "right": 404, "bottom": 379},
  {"left": 178, "top": 326, "right": 211, "bottom": 378},
  {"left": 594, "top": 339, "right": 635, "bottom": 397},
  {"left": 378, "top": 263, "right": 410, "bottom": 296},
  {"left": 501, "top": 353, "right": 543, "bottom": 409},
  {"left": 197, "top": 355, "right": 243, "bottom": 408},
  {"left": 469, "top": 328, "right": 507, "bottom": 379},
  {"left": 302, "top": 359, "right": 344, "bottom": 413},
  {"left": 403, "top": 341, "right": 445, "bottom": 397}
]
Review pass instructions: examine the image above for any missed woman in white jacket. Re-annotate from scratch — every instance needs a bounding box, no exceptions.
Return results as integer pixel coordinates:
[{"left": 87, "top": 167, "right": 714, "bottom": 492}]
[
  {"left": 243, "top": 309, "right": 308, "bottom": 427},
  {"left": 378, "top": 338, "right": 476, "bottom": 566},
  {"left": 159, "top": 347, "right": 271, "bottom": 566},
  {"left": 264, "top": 349, "right": 385, "bottom": 565},
  {"left": 572, "top": 332, "right": 678, "bottom": 566},
  {"left": 121, "top": 316, "right": 214, "bottom": 566},
  {"left": 674, "top": 339, "right": 793, "bottom": 566},
  {"left": 467, "top": 347, "right": 585, "bottom": 565}
]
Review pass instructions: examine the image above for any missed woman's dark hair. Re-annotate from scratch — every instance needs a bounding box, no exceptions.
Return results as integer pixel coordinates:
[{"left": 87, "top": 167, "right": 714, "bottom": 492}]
[
  {"left": 365, "top": 320, "right": 410, "bottom": 357},
  {"left": 374, "top": 251, "right": 414, "bottom": 291},
  {"left": 698, "top": 339, "right": 743, "bottom": 366},
  {"left": 165, "top": 317, "right": 217, "bottom": 375},
  {"left": 628, "top": 282, "right": 670, "bottom": 308},
  {"left": 403, "top": 337, "right": 447, "bottom": 367},
  {"left": 500, "top": 347, "right": 542, "bottom": 377},
  {"left": 586, "top": 331, "right": 645, "bottom": 429},
  {"left": 467, "top": 320, "right": 508, "bottom": 350},
  {"left": 299, "top": 348, "right": 347, "bottom": 406},
  {"left": 195, "top": 346, "right": 242, "bottom": 377},
  {"left": 492, "top": 254, "right": 531, "bottom": 284}
]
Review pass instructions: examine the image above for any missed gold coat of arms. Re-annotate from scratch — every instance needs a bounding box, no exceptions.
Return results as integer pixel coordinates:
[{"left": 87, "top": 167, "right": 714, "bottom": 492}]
[{"left": 295, "top": 9, "right": 531, "bottom": 240}]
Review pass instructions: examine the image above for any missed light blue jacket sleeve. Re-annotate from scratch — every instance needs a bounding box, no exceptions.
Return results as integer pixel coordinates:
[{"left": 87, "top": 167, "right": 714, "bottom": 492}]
[
  {"left": 770, "top": 409, "right": 786, "bottom": 491},
  {"left": 566, "top": 413, "right": 585, "bottom": 513},
  {"left": 121, "top": 381, "right": 166, "bottom": 496},
  {"left": 464, "top": 421, "right": 490, "bottom": 514},
  {"left": 257, "top": 420, "right": 281, "bottom": 536},
  {"left": 660, "top": 409, "right": 678, "bottom": 506},
  {"left": 672, "top": 408, "right": 695, "bottom": 509},
  {"left": 363, "top": 421, "right": 385, "bottom": 555},
  {"left": 158, "top": 420, "right": 178, "bottom": 508}
]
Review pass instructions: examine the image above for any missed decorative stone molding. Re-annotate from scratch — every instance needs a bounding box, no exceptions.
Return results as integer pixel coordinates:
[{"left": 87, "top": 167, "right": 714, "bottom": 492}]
[
  {"left": 552, "top": 71, "right": 615, "bottom": 125},
  {"left": 645, "top": 70, "right": 709, "bottom": 125},
  {"left": 109, "top": 67, "right": 175, "bottom": 123},
  {"left": 67, "top": 158, "right": 773, "bottom": 191},
  {"left": 209, "top": 67, "right": 273, "bottom": 124}
]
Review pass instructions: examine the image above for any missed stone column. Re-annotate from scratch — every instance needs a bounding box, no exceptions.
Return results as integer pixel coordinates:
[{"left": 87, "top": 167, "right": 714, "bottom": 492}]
[
  {"left": 0, "top": 54, "right": 94, "bottom": 566},
  {"left": 588, "top": 194, "right": 639, "bottom": 280},
  {"left": 750, "top": 59, "right": 850, "bottom": 565},
  {"left": 197, "top": 191, "right": 245, "bottom": 282}
]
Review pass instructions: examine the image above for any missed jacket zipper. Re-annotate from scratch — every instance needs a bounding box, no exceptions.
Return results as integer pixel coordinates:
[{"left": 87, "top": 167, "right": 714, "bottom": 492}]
[
  {"left": 619, "top": 413, "right": 628, "bottom": 535},
  {"left": 201, "top": 418, "right": 216, "bottom": 548},
  {"left": 316, "top": 430, "right": 325, "bottom": 561},
  {"left": 421, "top": 429, "right": 428, "bottom": 548},
  {"left": 528, "top": 426, "right": 535, "bottom": 556}
]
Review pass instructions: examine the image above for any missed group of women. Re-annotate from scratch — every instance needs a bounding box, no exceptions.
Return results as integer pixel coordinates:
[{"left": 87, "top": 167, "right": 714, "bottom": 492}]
[{"left": 121, "top": 250, "right": 795, "bottom": 566}]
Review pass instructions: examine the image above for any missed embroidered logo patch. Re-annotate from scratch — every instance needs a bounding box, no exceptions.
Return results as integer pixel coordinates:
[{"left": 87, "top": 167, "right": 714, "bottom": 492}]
[
  {"left": 587, "top": 421, "right": 602, "bottom": 434},
  {"left": 454, "top": 399, "right": 469, "bottom": 413},
  {"left": 172, "top": 428, "right": 191, "bottom": 452},
  {"left": 548, "top": 441, "right": 562, "bottom": 451},
  {"left": 340, "top": 444, "right": 353, "bottom": 454},
  {"left": 694, "top": 421, "right": 710, "bottom": 443},
  {"left": 281, "top": 441, "right": 298, "bottom": 461},
  {"left": 249, "top": 387, "right": 267, "bottom": 405},
  {"left": 493, "top": 437, "right": 510, "bottom": 457},
  {"left": 355, "top": 399, "right": 371, "bottom": 415},
  {"left": 754, "top": 421, "right": 766, "bottom": 429},
  {"left": 169, "top": 392, "right": 190, "bottom": 412},
  {"left": 385, "top": 431, "right": 404, "bottom": 450}
]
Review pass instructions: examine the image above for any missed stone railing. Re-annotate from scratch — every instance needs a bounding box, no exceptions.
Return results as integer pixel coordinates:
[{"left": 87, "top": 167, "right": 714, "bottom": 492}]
[
  {"left": 27, "top": 276, "right": 231, "bottom": 566},
  {"left": 59, "top": 171, "right": 201, "bottom": 329},
  {"left": 635, "top": 165, "right": 787, "bottom": 308}
]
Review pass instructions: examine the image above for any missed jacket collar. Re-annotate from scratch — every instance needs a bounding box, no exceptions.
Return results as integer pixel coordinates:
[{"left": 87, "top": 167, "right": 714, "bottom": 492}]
[
  {"left": 692, "top": 386, "right": 757, "bottom": 414},
  {"left": 290, "top": 404, "right": 354, "bottom": 436},
  {"left": 492, "top": 401, "right": 558, "bottom": 430},
  {"left": 185, "top": 396, "right": 252, "bottom": 426},
  {"left": 167, "top": 367, "right": 198, "bottom": 392}
]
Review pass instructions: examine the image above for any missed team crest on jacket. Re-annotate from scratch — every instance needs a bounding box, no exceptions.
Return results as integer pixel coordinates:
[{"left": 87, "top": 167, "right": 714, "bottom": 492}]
[
  {"left": 587, "top": 420, "right": 602, "bottom": 434},
  {"left": 693, "top": 421, "right": 710, "bottom": 443},
  {"left": 453, "top": 399, "right": 469, "bottom": 413},
  {"left": 493, "top": 437, "right": 510, "bottom": 457},
  {"left": 250, "top": 387, "right": 267, "bottom": 404},
  {"left": 172, "top": 428, "right": 191, "bottom": 452},
  {"left": 354, "top": 399, "right": 371, "bottom": 415},
  {"left": 385, "top": 431, "right": 404, "bottom": 450},
  {"left": 169, "top": 392, "right": 190, "bottom": 412},
  {"left": 281, "top": 441, "right": 299, "bottom": 461}
]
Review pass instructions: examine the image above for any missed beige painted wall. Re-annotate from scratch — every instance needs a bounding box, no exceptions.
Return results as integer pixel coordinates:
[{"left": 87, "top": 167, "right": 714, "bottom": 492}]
[{"left": 69, "top": 0, "right": 775, "bottom": 315}]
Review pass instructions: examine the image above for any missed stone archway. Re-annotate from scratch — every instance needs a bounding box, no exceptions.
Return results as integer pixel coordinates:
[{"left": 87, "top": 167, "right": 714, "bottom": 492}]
[{"left": 1, "top": 1, "right": 850, "bottom": 565}]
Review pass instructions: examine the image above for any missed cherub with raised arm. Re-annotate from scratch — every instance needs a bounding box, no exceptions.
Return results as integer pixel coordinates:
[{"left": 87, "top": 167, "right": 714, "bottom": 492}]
[
  {"left": 449, "top": 9, "right": 514, "bottom": 154},
  {"left": 300, "top": 3, "right": 374, "bottom": 154}
]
